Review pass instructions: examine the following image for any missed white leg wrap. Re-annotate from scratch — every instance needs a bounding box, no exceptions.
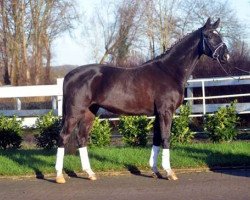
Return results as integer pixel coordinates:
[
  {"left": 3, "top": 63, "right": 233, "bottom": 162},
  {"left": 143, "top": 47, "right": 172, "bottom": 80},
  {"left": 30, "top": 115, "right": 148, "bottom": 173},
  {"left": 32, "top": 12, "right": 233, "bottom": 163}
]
[
  {"left": 162, "top": 149, "right": 171, "bottom": 172},
  {"left": 149, "top": 145, "right": 160, "bottom": 173},
  {"left": 55, "top": 148, "right": 65, "bottom": 177},
  {"left": 79, "top": 147, "right": 95, "bottom": 176}
]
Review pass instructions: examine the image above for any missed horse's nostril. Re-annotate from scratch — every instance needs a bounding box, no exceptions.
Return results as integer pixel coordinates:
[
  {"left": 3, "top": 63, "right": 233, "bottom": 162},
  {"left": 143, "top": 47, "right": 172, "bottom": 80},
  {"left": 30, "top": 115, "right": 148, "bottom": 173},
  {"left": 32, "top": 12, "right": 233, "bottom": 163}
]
[{"left": 223, "top": 53, "right": 230, "bottom": 61}]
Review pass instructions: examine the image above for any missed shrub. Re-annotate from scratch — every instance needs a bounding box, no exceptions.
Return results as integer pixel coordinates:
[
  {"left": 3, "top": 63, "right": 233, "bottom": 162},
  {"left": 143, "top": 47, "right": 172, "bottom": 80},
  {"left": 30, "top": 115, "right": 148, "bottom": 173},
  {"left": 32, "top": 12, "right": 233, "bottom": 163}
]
[
  {"left": 35, "top": 111, "right": 62, "bottom": 149},
  {"left": 204, "top": 101, "right": 239, "bottom": 143},
  {"left": 0, "top": 116, "right": 23, "bottom": 149},
  {"left": 118, "top": 116, "right": 153, "bottom": 147},
  {"left": 90, "top": 118, "right": 112, "bottom": 147},
  {"left": 171, "top": 103, "right": 194, "bottom": 145}
]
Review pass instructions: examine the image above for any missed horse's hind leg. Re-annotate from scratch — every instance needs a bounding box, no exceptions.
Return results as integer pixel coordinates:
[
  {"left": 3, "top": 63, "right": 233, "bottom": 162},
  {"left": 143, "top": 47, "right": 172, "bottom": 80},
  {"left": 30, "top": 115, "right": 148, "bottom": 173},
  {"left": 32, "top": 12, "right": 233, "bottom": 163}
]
[
  {"left": 55, "top": 116, "right": 79, "bottom": 183},
  {"left": 77, "top": 110, "right": 96, "bottom": 180}
]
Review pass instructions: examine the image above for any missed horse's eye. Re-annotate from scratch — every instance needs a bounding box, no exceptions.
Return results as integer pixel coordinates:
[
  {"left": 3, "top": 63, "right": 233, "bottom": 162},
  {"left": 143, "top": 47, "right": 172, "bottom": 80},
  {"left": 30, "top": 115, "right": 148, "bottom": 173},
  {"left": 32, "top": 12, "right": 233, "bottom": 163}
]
[
  {"left": 205, "top": 34, "right": 212, "bottom": 39},
  {"left": 208, "top": 33, "right": 214, "bottom": 38}
]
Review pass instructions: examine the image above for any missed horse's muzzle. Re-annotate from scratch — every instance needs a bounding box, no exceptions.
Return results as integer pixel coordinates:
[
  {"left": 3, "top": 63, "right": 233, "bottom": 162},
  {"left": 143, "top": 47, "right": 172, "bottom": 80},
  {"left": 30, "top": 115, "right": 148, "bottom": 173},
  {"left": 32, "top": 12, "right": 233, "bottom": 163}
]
[
  {"left": 219, "top": 46, "right": 230, "bottom": 63},
  {"left": 223, "top": 53, "right": 230, "bottom": 61}
]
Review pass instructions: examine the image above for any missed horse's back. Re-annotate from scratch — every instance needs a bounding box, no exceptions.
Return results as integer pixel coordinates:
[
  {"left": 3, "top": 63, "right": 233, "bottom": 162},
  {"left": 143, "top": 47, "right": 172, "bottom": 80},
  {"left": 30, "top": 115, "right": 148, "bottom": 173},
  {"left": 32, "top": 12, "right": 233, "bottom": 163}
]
[{"left": 64, "top": 64, "right": 102, "bottom": 82}]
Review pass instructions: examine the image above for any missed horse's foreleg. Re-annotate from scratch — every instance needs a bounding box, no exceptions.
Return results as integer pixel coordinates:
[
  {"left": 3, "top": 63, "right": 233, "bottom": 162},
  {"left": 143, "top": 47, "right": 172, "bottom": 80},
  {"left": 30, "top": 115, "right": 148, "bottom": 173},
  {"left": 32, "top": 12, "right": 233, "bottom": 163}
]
[
  {"left": 149, "top": 145, "right": 161, "bottom": 176},
  {"left": 149, "top": 116, "right": 162, "bottom": 177},
  {"left": 158, "top": 111, "right": 178, "bottom": 180},
  {"left": 77, "top": 112, "right": 96, "bottom": 180},
  {"left": 162, "top": 149, "right": 178, "bottom": 180}
]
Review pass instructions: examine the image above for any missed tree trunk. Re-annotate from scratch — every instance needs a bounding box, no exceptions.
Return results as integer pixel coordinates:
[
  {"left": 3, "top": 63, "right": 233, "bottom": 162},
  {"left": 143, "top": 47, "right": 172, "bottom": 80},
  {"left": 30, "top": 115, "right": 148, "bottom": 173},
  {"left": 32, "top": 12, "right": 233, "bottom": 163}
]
[
  {"left": 20, "top": 1, "right": 30, "bottom": 85},
  {"left": 0, "top": 0, "right": 11, "bottom": 85}
]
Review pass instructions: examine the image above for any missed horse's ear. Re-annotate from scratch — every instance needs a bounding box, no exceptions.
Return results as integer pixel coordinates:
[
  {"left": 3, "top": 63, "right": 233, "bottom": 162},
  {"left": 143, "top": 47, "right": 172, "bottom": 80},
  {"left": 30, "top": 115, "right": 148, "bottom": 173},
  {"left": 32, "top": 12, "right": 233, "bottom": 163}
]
[
  {"left": 213, "top": 18, "right": 220, "bottom": 29},
  {"left": 204, "top": 17, "right": 211, "bottom": 29}
]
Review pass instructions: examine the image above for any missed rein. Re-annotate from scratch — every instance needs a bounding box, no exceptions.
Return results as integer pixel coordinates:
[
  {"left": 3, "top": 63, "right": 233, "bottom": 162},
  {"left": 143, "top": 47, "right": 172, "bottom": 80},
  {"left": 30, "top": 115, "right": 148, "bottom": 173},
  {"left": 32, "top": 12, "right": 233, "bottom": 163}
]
[
  {"left": 234, "top": 66, "right": 250, "bottom": 74},
  {"left": 215, "top": 57, "right": 239, "bottom": 80},
  {"left": 215, "top": 57, "right": 250, "bottom": 80}
]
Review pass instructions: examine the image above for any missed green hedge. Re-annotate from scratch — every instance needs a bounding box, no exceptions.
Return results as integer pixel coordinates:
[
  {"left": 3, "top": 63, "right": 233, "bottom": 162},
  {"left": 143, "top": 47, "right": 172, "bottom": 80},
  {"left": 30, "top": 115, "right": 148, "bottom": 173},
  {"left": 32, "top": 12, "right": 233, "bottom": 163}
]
[
  {"left": 0, "top": 115, "right": 23, "bottom": 149},
  {"left": 35, "top": 111, "right": 62, "bottom": 149},
  {"left": 118, "top": 116, "right": 154, "bottom": 147},
  {"left": 0, "top": 101, "right": 241, "bottom": 149},
  {"left": 204, "top": 101, "right": 239, "bottom": 142},
  {"left": 171, "top": 103, "right": 194, "bottom": 145},
  {"left": 90, "top": 117, "right": 112, "bottom": 147}
]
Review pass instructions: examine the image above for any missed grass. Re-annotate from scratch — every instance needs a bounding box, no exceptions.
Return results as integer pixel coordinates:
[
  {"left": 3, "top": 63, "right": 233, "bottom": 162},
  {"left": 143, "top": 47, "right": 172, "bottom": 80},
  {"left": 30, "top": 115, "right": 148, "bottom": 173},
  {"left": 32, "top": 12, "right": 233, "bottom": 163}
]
[{"left": 0, "top": 141, "right": 249, "bottom": 176}]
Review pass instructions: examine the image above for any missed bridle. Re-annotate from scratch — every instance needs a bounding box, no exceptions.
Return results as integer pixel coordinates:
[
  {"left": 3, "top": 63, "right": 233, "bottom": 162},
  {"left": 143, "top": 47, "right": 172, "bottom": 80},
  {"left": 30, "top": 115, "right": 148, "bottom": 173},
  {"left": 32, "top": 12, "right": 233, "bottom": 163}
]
[
  {"left": 201, "top": 31, "right": 238, "bottom": 79},
  {"left": 202, "top": 32, "right": 226, "bottom": 60},
  {"left": 201, "top": 30, "right": 250, "bottom": 78}
]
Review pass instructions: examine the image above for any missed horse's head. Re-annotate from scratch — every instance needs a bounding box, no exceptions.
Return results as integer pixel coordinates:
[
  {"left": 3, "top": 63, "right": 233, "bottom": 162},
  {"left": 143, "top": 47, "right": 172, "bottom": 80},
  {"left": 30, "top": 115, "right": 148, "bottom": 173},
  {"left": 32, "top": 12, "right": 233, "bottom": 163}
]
[{"left": 201, "top": 18, "right": 229, "bottom": 63}]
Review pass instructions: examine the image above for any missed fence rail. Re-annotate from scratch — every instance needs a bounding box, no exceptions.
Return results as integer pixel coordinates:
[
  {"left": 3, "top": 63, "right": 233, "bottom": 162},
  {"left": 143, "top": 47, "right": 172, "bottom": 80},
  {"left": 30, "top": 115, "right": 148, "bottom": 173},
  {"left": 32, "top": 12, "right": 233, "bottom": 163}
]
[{"left": 0, "top": 75, "right": 250, "bottom": 127}]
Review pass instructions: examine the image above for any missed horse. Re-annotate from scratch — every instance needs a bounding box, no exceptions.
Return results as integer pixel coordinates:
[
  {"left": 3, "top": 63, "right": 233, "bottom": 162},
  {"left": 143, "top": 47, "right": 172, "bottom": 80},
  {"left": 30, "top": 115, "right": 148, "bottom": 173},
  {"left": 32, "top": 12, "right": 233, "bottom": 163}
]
[{"left": 55, "top": 18, "right": 229, "bottom": 183}]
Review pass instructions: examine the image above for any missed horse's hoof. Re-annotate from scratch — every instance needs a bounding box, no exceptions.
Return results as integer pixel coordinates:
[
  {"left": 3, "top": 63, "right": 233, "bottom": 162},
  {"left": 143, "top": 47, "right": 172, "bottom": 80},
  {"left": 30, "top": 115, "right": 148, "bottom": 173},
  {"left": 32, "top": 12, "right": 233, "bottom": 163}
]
[
  {"left": 152, "top": 172, "right": 163, "bottom": 179},
  {"left": 56, "top": 175, "right": 66, "bottom": 184},
  {"left": 88, "top": 174, "right": 97, "bottom": 181},
  {"left": 167, "top": 172, "right": 178, "bottom": 180}
]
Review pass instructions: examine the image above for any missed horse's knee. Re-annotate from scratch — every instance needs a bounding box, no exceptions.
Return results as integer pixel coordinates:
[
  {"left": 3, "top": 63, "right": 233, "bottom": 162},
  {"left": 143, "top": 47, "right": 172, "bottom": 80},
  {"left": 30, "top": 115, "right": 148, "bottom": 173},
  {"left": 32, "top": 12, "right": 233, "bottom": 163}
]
[
  {"left": 58, "top": 117, "right": 79, "bottom": 147},
  {"left": 77, "top": 135, "right": 88, "bottom": 148},
  {"left": 58, "top": 133, "right": 71, "bottom": 147},
  {"left": 77, "top": 113, "right": 94, "bottom": 147},
  {"left": 153, "top": 136, "right": 161, "bottom": 146},
  {"left": 161, "top": 137, "right": 170, "bottom": 149},
  {"left": 77, "top": 124, "right": 91, "bottom": 147},
  {"left": 153, "top": 131, "right": 162, "bottom": 146}
]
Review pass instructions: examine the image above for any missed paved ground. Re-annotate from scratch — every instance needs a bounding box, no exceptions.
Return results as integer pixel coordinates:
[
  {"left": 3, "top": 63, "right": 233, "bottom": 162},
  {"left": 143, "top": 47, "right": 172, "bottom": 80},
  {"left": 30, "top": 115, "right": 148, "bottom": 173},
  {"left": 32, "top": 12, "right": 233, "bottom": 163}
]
[{"left": 0, "top": 169, "right": 249, "bottom": 200}]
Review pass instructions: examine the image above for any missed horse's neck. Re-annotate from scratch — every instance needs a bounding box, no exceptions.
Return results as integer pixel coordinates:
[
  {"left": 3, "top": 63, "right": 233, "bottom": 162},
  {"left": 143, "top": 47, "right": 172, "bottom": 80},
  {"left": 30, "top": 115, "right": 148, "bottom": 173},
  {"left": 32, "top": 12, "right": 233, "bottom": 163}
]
[{"left": 161, "top": 29, "right": 202, "bottom": 85}]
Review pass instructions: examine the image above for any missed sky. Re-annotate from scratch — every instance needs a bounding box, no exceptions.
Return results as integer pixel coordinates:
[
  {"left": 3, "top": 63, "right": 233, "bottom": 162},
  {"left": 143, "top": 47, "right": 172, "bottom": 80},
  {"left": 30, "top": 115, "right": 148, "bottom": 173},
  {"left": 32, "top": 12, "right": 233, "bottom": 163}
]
[{"left": 51, "top": 0, "right": 250, "bottom": 66}]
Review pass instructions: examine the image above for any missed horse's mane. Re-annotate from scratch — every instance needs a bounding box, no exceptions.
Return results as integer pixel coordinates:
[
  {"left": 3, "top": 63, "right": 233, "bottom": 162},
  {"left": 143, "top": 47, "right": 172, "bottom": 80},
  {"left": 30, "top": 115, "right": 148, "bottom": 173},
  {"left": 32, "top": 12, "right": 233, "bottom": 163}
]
[{"left": 143, "top": 28, "right": 202, "bottom": 65}]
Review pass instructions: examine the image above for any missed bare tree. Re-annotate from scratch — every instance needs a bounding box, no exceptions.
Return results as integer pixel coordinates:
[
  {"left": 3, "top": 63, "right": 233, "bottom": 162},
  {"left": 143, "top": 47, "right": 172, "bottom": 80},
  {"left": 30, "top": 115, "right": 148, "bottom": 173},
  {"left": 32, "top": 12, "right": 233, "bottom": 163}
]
[
  {"left": 176, "top": 0, "right": 244, "bottom": 43},
  {"left": 0, "top": 0, "right": 11, "bottom": 85},
  {"left": 0, "top": 0, "right": 79, "bottom": 85},
  {"left": 85, "top": 0, "right": 247, "bottom": 69},
  {"left": 28, "top": 0, "right": 79, "bottom": 84},
  {"left": 85, "top": 0, "right": 145, "bottom": 66},
  {"left": 141, "top": 0, "right": 180, "bottom": 58}
]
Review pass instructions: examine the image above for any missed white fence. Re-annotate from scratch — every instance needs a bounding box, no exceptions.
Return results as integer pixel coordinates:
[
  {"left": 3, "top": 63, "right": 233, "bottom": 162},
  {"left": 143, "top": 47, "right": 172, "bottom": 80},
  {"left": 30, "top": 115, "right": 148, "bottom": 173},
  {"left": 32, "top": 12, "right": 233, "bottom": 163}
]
[
  {"left": 0, "top": 79, "right": 64, "bottom": 127},
  {"left": 0, "top": 75, "right": 250, "bottom": 127},
  {"left": 186, "top": 75, "right": 250, "bottom": 117}
]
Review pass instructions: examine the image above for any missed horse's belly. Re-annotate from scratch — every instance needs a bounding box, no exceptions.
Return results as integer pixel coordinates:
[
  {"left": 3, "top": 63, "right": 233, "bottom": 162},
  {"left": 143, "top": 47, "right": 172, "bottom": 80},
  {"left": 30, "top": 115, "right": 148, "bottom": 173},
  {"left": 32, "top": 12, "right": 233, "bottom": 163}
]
[{"left": 99, "top": 98, "right": 154, "bottom": 116}]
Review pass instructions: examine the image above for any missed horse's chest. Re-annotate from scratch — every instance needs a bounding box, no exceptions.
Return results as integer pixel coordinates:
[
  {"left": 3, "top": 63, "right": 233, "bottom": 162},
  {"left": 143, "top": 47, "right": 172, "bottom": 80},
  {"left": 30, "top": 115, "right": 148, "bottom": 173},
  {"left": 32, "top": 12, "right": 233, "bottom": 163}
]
[{"left": 158, "top": 88, "right": 183, "bottom": 107}]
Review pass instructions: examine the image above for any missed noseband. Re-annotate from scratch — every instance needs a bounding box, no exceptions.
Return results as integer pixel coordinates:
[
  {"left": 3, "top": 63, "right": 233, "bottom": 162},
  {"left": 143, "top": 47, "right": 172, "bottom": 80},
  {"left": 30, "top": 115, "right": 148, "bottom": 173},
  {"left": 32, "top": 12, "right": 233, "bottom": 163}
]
[{"left": 202, "top": 33, "right": 225, "bottom": 59}]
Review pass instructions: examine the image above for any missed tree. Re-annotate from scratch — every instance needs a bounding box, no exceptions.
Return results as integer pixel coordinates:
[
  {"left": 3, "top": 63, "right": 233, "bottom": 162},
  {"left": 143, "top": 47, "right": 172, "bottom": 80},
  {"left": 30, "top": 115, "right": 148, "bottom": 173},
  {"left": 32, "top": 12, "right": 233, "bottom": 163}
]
[
  {"left": 0, "top": 0, "right": 11, "bottom": 85},
  {"left": 0, "top": 0, "right": 79, "bottom": 85},
  {"left": 175, "top": 0, "right": 244, "bottom": 44},
  {"left": 173, "top": 0, "right": 249, "bottom": 78},
  {"left": 85, "top": 0, "right": 145, "bottom": 66},
  {"left": 85, "top": 0, "right": 244, "bottom": 64},
  {"left": 142, "top": 0, "right": 180, "bottom": 58}
]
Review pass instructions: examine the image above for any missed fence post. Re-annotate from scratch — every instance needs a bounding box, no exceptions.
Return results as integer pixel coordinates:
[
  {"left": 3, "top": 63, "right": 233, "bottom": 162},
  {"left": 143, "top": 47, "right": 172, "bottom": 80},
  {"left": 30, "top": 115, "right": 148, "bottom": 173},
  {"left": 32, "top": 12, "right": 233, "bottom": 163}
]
[
  {"left": 201, "top": 80, "right": 206, "bottom": 115},
  {"left": 57, "top": 78, "right": 64, "bottom": 116},
  {"left": 16, "top": 98, "right": 21, "bottom": 110},
  {"left": 187, "top": 76, "right": 193, "bottom": 107},
  {"left": 52, "top": 96, "right": 57, "bottom": 112}
]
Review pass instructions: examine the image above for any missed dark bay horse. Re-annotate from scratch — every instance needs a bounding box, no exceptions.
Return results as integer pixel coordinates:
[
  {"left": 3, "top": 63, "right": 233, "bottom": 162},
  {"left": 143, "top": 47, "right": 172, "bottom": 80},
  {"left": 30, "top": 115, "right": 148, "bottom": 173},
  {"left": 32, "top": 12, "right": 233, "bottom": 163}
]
[{"left": 55, "top": 18, "right": 229, "bottom": 183}]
